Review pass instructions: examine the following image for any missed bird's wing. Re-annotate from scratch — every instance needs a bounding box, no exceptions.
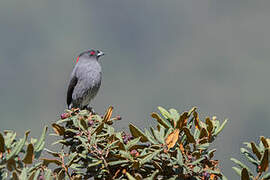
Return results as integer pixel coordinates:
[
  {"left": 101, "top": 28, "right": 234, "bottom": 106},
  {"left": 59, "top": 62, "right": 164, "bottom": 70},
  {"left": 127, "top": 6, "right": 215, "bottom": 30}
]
[{"left": 67, "top": 75, "right": 78, "bottom": 107}]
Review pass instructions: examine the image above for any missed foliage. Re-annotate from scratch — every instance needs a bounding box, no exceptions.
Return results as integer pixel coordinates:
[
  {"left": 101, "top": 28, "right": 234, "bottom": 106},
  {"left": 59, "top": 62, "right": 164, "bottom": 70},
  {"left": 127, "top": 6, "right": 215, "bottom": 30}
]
[
  {"left": 0, "top": 106, "right": 230, "bottom": 179},
  {"left": 0, "top": 127, "right": 48, "bottom": 179},
  {"left": 231, "top": 137, "right": 270, "bottom": 180}
]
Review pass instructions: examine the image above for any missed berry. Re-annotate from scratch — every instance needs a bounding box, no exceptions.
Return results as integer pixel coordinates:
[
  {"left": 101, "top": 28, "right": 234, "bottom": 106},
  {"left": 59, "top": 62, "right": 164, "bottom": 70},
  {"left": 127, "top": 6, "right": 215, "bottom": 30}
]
[{"left": 130, "top": 150, "right": 139, "bottom": 157}]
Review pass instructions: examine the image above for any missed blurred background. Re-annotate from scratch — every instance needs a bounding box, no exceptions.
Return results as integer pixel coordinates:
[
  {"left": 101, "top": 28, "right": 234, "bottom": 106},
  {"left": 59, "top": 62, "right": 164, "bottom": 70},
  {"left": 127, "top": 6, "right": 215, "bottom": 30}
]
[{"left": 0, "top": 0, "right": 270, "bottom": 178}]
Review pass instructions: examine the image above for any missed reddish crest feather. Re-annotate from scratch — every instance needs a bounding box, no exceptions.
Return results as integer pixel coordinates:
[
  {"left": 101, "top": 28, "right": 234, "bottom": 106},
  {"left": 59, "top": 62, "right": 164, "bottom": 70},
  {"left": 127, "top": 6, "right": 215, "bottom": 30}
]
[{"left": 76, "top": 56, "right": 80, "bottom": 63}]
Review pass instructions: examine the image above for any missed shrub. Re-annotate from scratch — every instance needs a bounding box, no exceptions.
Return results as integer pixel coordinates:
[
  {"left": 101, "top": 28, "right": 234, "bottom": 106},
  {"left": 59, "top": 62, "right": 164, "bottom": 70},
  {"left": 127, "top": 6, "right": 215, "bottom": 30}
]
[
  {"left": 0, "top": 106, "right": 231, "bottom": 179},
  {"left": 231, "top": 137, "right": 269, "bottom": 180}
]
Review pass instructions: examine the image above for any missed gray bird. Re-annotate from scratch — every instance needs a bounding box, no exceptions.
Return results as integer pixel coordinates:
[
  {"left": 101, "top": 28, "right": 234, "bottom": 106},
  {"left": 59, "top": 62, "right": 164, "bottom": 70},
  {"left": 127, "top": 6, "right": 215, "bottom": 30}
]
[{"left": 67, "top": 49, "right": 104, "bottom": 110}]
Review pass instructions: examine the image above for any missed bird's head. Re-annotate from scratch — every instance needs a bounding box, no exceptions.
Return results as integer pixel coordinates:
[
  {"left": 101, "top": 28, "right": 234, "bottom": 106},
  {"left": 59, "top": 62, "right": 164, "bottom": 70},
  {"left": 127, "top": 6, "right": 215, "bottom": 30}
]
[{"left": 76, "top": 49, "right": 105, "bottom": 63}]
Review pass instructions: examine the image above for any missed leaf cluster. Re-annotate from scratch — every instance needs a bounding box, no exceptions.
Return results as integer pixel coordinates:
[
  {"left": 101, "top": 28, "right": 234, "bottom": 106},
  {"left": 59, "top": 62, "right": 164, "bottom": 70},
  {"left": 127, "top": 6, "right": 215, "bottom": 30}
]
[
  {"left": 0, "top": 127, "right": 48, "bottom": 179},
  {"left": 231, "top": 137, "right": 270, "bottom": 180},
  {"left": 47, "top": 106, "right": 227, "bottom": 179},
  {"left": 0, "top": 106, "right": 228, "bottom": 180}
]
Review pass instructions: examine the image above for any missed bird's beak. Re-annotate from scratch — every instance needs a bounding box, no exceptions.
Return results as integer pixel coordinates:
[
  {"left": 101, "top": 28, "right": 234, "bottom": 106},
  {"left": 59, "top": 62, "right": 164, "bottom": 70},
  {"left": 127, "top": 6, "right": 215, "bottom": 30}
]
[{"left": 97, "top": 50, "right": 105, "bottom": 58}]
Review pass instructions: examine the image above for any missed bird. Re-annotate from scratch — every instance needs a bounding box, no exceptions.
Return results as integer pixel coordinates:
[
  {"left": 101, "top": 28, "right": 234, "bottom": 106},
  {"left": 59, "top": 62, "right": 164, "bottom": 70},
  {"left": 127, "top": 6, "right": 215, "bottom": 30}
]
[{"left": 66, "top": 49, "right": 104, "bottom": 111}]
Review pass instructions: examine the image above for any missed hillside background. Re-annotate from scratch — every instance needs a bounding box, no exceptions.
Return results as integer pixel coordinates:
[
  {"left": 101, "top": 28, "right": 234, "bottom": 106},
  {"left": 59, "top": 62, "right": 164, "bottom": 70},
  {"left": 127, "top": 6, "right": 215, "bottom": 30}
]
[{"left": 0, "top": 1, "right": 270, "bottom": 179}]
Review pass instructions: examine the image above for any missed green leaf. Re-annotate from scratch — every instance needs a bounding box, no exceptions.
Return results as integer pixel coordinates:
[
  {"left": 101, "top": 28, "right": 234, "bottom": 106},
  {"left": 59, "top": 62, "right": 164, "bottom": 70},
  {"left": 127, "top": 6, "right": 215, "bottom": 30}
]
[
  {"left": 159, "top": 125, "right": 165, "bottom": 139},
  {"left": 71, "top": 116, "right": 80, "bottom": 128},
  {"left": 6, "top": 130, "right": 30, "bottom": 160},
  {"left": 158, "top": 106, "right": 172, "bottom": 120},
  {"left": 193, "top": 128, "right": 200, "bottom": 140},
  {"left": 188, "top": 107, "right": 197, "bottom": 116},
  {"left": 197, "top": 143, "right": 209, "bottom": 150},
  {"left": 206, "top": 169, "right": 221, "bottom": 175},
  {"left": 190, "top": 157, "right": 205, "bottom": 165},
  {"left": 151, "top": 112, "right": 171, "bottom": 129},
  {"left": 33, "top": 169, "right": 41, "bottom": 180},
  {"left": 231, "top": 158, "right": 252, "bottom": 173},
  {"left": 34, "top": 126, "right": 48, "bottom": 150},
  {"left": 51, "top": 139, "right": 68, "bottom": 146},
  {"left": 4, "top": 131, "right": 16, "bottom": 149},
  {"left": 79, "top": 118, "right": 88, "bottom": 130},
  {"left": 88, "top": 160, "right": 103, "bottom": 168},
  {"left": 79, "top": 110, "right": 89, "bottom": 116},
  {"left": 144, "top": 129, "right": 158, "bottom": 144},
  {"left": 75, "top": 136, "right": 89, "bottom": 150},
  {"left": 208, "top": 149, "right": 216, "bottom": 159},
  {"left": 119, "top": 150, "right": 133, "bottom": 160},
  {"left": 19, "top": 168, "right": 27, "bottom": 180},
  {"left": 152, "top": 129, "right": 164, "bottom": 144},
  {"left": 177, "top": 149, "right": 183, "bottom": 165},
  {"left": 126, "top": 137, "right": 141, "bottom": 150},
  {"left": 65, "top": 128, "right": 78, "bottom": 134},
  {"left": 129, "top": 123, "right": 148, "bottom": 142},
  {"left": 169, "top": 109, "right": 180, "bottom": 127},
  {"left": 193, "top": 166, "right": 201, "bottom": 173},
  {"left": 28, "top": 162, "right": 42, "bottom": 173},
  {"left": 262, "top": 172, "right": 270, "bottom": 179},
  {"left": 213, "top": 119, "right": 227, "bottom": 136},
  {"left": 169, "top": 109, "right": 180, "bottom": 120},
  {"left": 93, "top": 122, "right": 104, "bottom": 135},
  {"left": 146, "top": 170, "right": 159, "bottom": 180},
  {"left": 34, "top": 141, "right": 45, "bottom": 159},
  {"left": 140, "top": 150, "right": 161, "bottom": 165},
  {"left": 44, "top": 169, "right": 53, "bottom": 180},
  {"left": 240, "top": 148, "right": 259, "bottom": 165},
  {"left": 243, "top": 142, "right": 252, "bottom": 149},
  {"left": 126, "top": 172, "right": 136, "bottom": 180},
  {"left": 67, "top": 152, "right": 78, "bottom": 167},
  {"left": 69, "top": 163, "right": 84, "bottom": 170},
  {"left": 108, "top": 160, "right": 129, "bottom": 166}
]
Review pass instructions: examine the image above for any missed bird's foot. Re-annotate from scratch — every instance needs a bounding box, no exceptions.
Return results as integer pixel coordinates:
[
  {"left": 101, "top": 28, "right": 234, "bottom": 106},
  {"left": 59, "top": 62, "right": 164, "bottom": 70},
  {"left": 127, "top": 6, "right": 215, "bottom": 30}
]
[{"left": 83, "top": 106, "right": 96, "bottom": 114}]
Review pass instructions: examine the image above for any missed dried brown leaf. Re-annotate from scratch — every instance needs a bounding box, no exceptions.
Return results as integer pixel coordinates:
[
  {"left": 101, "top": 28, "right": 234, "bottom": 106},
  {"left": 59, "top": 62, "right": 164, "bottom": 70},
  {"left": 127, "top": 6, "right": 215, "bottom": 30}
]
[
  {"left": 0, "top": 133, "right": 4, "bottom": 153},
  {"left": 259, "top": 149, "right": 269, "bottom": 173},
  {"left": 251, "top": 142, "right": 262, "bottom": 160},
  {"left": 260, "top": 136, "right": 269, "bottom": 148},
  {"left": 176, "top": 112, "right": 189, "bottom": 129},
  {"left": 22, "top": 143, "right": 34, "bottom": 164},
  {"left": 42, "top": 158, "right": 62, "bottom": 166},
  {"left": 193, "top": 111, "right": 201, "bottom": 130},
  {"left": 52, "top": 123, "right": 65, "bottom": 136},
  {"left": 103, "top": 106, "right": 113, "bottom": 122},
  {"left": 166, "top": 129, "right": 180, "bottom": 149},
  {"left": 182, "top": 128, "right": 196, "bottom": 144}
]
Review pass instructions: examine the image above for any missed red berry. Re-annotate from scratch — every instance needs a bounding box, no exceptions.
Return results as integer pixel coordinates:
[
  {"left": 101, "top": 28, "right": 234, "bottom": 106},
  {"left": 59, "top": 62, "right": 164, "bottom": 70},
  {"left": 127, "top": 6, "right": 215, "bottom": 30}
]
[
  {"left": 116, "top": 115, "right": 122, "bottom": 120},
  {"left": 130, "top": 150, "right": 139, "bottom": 157},
  {"left": 60, "top": 113, "right": 69, "bottom": 119}
]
